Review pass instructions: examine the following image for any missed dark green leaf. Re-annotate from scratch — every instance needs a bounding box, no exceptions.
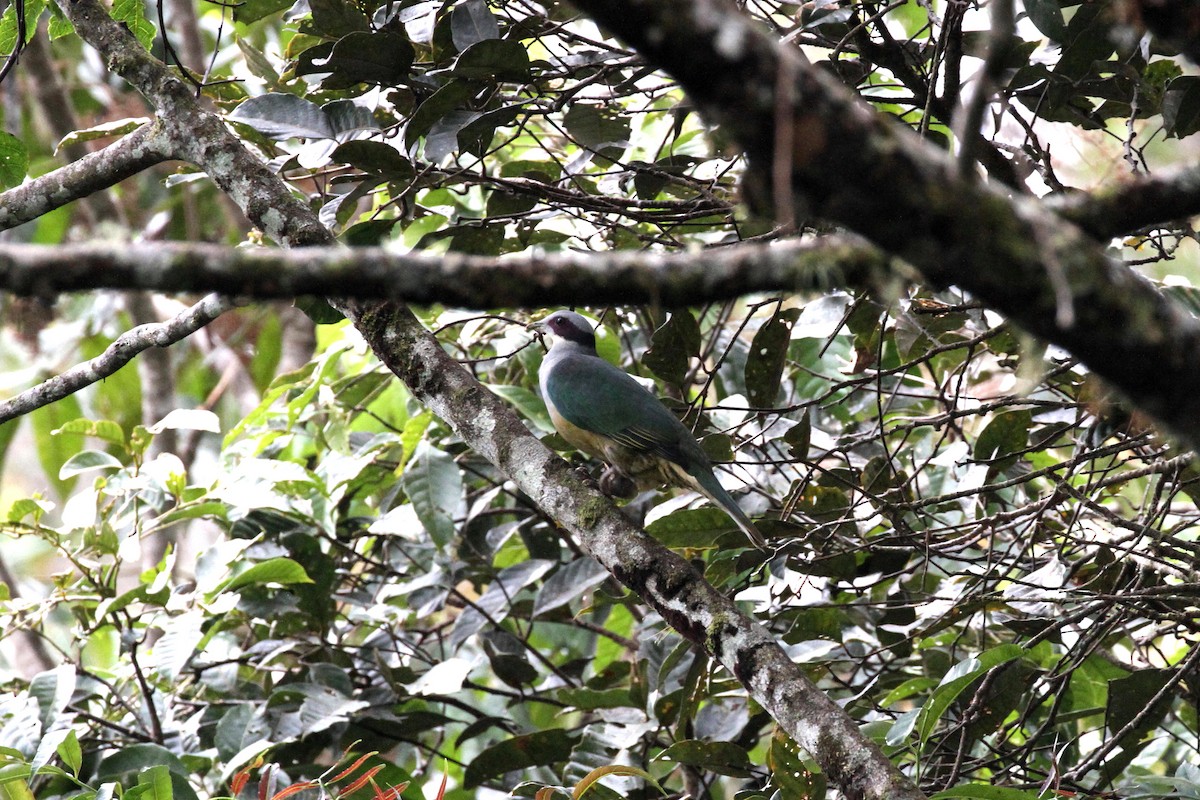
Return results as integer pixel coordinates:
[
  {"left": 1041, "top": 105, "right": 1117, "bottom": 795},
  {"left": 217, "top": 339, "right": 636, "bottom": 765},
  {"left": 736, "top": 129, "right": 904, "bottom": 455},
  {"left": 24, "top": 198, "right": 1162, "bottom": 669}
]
[
  {"left": 321, "top": 31, "right": 415, "bottom": 88},
  {"left": 973, "top": 409, "right": 1031, "bottom": 462},
  {"left": 0, "top": 131, "right": 27, "bottom": 190},
  {"left": 97, "top": 744, "right": 189, "bottom": 780},
  {"left": 451, "top": 0, "right": 500, "bottom": 50},
  {"left": 646, "top": 507, "right": 742, "bottom": 547},
  {"left": 309, "top": 0, "right": 369, "bottom": 37},
  {"left": 533, "top": 557, "right": 610, "bottom": 616},
  {"left": 451, "top": 39, "right": 530, "bottom": 82},
  {"left": 228, "top": 93, "right": 332, "bottom": 140},
  {"left": 463, "top": 730, "right": 579, "bottom": 788},
  {"left": 745, "top": 308, "right": 799, "bottom": 407},
  {"left": 642, "top": 311, "right": 701, "bottom": 386},
  {"left": 1163, "top": 76, "right": 1200, "bottom": 138},
  {"left": 403, "top": 442, "right": 464, "bottom": 548},
  {"left": 233, "top": 0, "right": 291, "bottom": 24},
  {"left": 563, "top": 104, "right": 631, "bottom": 148},
  {"left": 332, "top": 140, "right": 414, "bottom": 179},
  {"left": 658, "top": 740, "right": 753, "bottom": 776},
  {"left": 1022, "top": 0, "right": 1066, "bottom": 41},
  {"left": 784, "top": 411, "right": 810, "bottom": 462},
  {"left": 295, "top": 297, "right": 346, "bottom": 325}
]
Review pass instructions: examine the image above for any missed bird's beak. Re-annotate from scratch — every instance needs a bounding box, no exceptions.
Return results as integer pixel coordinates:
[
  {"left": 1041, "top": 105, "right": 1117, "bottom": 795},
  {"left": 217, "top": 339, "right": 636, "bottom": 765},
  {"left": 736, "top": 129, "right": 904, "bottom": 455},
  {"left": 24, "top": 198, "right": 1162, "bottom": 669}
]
[{"left": 526, "top": 318, "right": 548, "bottom": 349}]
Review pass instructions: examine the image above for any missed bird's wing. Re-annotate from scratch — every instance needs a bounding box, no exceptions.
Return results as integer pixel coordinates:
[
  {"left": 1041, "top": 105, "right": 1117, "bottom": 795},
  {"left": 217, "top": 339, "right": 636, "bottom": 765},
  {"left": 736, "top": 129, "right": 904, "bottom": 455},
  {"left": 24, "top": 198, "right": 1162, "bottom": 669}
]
[{"left": 543, "top": 353, "right": 691, "bottom": 463}]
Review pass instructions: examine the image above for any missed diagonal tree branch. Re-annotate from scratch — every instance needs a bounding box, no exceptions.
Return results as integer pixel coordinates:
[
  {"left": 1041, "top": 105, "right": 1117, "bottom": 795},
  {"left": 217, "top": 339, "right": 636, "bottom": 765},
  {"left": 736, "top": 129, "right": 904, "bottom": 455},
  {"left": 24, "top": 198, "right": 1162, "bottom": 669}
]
[
  {"left": 51, "top": 1, "right": 925, "bottom": 797},
  {"left": 568, "top": 0, "right": 1200, "bottom": 456},
  {"left": 0, "top": 237, "right": 890, "bottom": 303},
  {"left": 0, "top": 293, "right": 236, "bottom": 425}
]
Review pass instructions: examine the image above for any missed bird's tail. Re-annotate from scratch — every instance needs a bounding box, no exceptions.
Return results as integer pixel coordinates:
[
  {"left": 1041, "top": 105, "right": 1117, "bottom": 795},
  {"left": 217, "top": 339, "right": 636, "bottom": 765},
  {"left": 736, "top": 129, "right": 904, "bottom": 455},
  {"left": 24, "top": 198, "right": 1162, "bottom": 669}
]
[{"left": 687, "top": 468, "right": 768, "bottom": 550}]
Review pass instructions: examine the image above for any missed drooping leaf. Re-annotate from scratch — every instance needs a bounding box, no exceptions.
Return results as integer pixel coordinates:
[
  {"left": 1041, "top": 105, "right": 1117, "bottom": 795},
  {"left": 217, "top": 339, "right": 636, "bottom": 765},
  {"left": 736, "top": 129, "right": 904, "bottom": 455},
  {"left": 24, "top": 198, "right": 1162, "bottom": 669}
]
[
  {"left": 745, "top": 308, "right": 799, "bottom": 408},
  {"left": 402, "top": 442, "right": 464, "bottom": 548},
  {"left": 642, "top": 311, "right": 701, "bottom": 387}
]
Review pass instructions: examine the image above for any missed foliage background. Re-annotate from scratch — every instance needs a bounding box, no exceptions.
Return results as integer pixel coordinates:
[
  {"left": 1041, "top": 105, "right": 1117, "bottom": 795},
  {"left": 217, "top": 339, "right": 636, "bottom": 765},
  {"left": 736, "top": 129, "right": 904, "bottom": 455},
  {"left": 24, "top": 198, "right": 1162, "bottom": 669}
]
[{"left": 0, "top": 0, "right": 1199, "bottom": 799}]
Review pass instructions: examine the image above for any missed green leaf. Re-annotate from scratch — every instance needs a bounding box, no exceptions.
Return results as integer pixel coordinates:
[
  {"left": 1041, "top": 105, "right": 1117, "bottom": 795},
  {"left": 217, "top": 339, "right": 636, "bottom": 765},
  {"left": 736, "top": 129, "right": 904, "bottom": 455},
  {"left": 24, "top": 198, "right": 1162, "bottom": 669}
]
[
  {"left": 125, "top": 765, "right": 174, "bottom": 800},
  {"left": 321, "top": 31, "right": 414, "bottom": 88},
  {"left": 645, "top": 507, "right": 742, "bottom": 547},
  {"left": 402, "top": 442, "right": 463, "bottom": 548},
  {"left": 642, "top": 311, "right": 701, "bottom": 386},
  {"left": 0, "top": 131, "right": 28, "bottom": 190},
  {"left": 0, "top": 764, "right": 34, "bottom": 800},
  {"left": 58, "top": 450, "right": 123, "bottom": 480},
  {"left": 745, "top": 308, "right": 799, "bottom": 408},
  {"left": 29, "top": 664, "right": 75, "bottom": 730},
  {"left": 451, "top": 39, "right": 530, "bottom": 82},
  {"left": 917, "top": 645, "right": 1026, "bottom": 745},
  {"left": 1022, "top": 0, "right": 1066, "bottom": 41},
  {"left": 53, "top": 417, "right": 126, "bottom": 446},
  {"left": 532, "top": 556, "right": 609, "bottom": 616},
  {"left": 556, "top": 687, "right": 632, "bottom": 710},
  {"left": 784, "top": 411, "right": 810, "bottom": 461},
  {"left": 31, "top": 394, "right": 84, "bottom": 500},
  {"left": 97, "top": 744, "right": 188, "bottom": 780},
  {"left": 229, "top": 93, "right": 332, "bottom": 140},
  {"left": 769, "top": 731, "right": 825, "bottom": 800},
  {"left": 57, "top": 731, "right": 82, "bottom": 776},
  {"left": 489, "top": 384, "right": 554, "bottom": 434},
  {"left": 563, "top": 104, "right": 631, "bottom": 148},
  {"left": 308, "top": 0, "right": 369, "bottom": 37},
  {"left": 332, "top": 140, "right": 414, "bottom": 179},
  {"left": 56, "top": 117, "right": 150, "bottom": 153},
  {"left": 463, "top": 730, "right": 579, "bottom": 788},
  {"left": 1163, "top": 76, "right": 1200, "bottom": 139},
  {"left": 0, "top": 0, "right": 46, "bottom": 56},
  {"left": 973, "top": 409, "right": 1031, "bottom": 463},
  {"left": 658, "top": 740, "right": 753, "bottom": 776},
  {"left": 110, "top": 0, "right": 155, "bottom": 50},
  {"left": 233, "top": 0, "right": 292, "bottom": 23},
  {"left": 451, "top": 0, "right": 499, "bottom": 50},
  {"left": 215, "top": 557, "right": 314, "bottom": 595}
]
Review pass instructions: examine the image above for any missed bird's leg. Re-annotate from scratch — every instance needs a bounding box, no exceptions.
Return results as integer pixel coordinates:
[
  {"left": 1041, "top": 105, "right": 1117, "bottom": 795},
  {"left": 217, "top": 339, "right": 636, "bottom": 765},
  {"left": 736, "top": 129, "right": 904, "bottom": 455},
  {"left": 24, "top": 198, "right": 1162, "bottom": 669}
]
[{"left": 598, "top": 465, "right": 638, "bottom": 499}]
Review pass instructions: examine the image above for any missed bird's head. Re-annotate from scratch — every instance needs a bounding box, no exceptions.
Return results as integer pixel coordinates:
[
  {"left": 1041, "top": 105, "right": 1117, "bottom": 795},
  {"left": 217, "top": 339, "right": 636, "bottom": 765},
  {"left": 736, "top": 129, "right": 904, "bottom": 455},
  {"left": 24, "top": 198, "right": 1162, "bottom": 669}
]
[{"left": 528, "top": 310, "right": 597, "bottom": 352}]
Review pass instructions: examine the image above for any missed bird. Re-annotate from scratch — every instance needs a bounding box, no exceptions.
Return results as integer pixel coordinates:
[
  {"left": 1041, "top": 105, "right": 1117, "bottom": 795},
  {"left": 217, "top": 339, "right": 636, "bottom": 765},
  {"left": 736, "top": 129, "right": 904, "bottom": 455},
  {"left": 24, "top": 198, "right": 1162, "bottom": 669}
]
[{"left": 528, "top": 310, "right": 767, "bottom": 549}]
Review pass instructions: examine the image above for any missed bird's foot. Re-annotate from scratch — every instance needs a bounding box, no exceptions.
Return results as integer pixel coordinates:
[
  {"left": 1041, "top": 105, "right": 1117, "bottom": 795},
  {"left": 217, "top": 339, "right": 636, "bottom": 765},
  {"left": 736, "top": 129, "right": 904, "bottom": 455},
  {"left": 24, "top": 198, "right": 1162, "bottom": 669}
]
[{"left": 599, "top": 466, "right": 638, "bottom": 499}]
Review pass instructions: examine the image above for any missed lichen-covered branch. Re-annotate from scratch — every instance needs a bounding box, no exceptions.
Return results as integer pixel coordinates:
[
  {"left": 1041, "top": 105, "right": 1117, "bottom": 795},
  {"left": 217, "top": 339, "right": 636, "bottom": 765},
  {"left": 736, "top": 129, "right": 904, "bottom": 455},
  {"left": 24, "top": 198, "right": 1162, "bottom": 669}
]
[
  {"left": 0, "top": 121, "right": 170, "bottom": 232},
  {"left": 52, "top": 2, "right": 923, "bottom": 797},
  {"left": 341, "top": 299, "right": 926, "bottom": 800},
  {"left": 0, "top": 293, "right": 235, "bottom": 425},
  {"left": 0, "top": 237, "right": 888, "bottom": 304},
  {"left": 569, "top": 0, "right": 1200, "bottom": 455}
]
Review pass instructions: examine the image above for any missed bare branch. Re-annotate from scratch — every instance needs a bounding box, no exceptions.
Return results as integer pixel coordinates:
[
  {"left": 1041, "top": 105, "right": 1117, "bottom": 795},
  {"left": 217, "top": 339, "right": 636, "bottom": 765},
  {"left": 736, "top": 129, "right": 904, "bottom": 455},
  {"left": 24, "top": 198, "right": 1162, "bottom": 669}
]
[
  {"left": 0, "top": 293, "right": 236, "bottom": 425},
  {"left": 0, "top": 237, "right": 888, "bottom": 304}
]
